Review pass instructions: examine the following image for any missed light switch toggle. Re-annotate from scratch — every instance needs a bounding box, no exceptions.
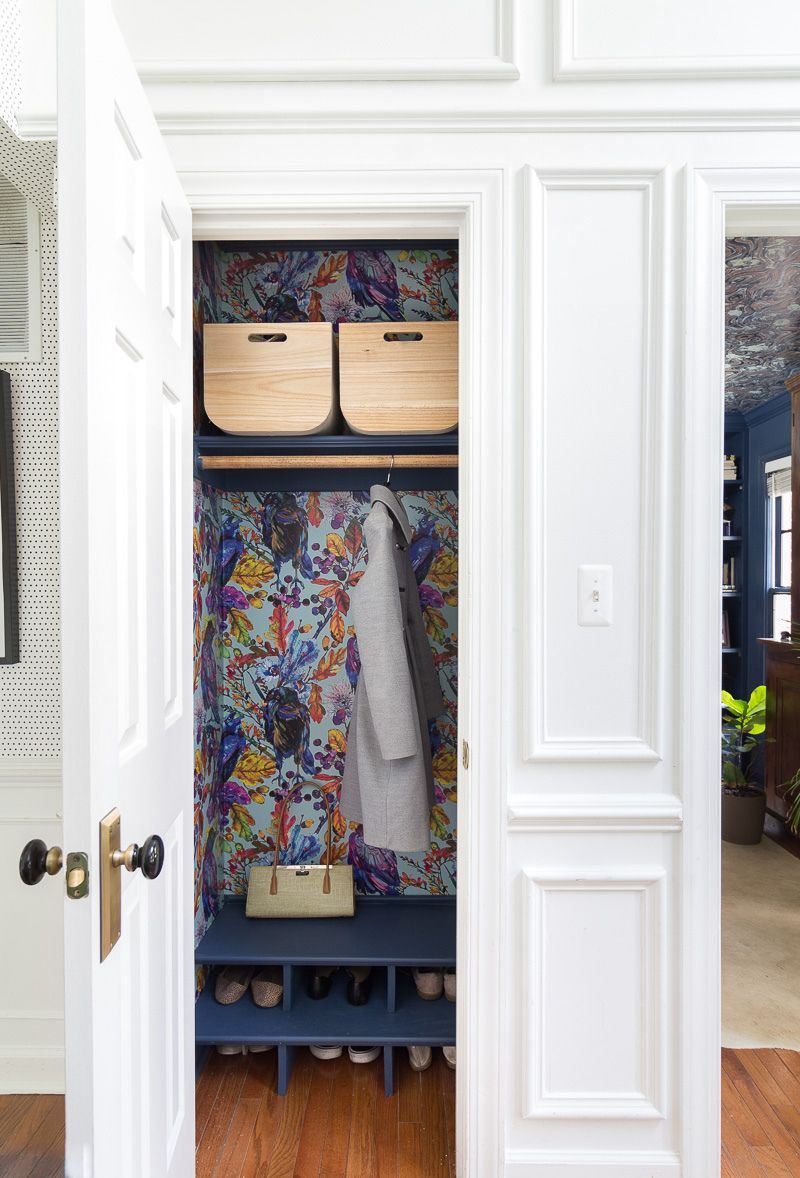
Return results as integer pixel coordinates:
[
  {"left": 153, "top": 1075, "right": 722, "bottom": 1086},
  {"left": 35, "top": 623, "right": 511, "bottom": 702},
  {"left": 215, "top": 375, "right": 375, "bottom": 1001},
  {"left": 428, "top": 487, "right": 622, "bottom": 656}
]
[{"left": 578, "top": 565, "right": 612, "bottom": 627}]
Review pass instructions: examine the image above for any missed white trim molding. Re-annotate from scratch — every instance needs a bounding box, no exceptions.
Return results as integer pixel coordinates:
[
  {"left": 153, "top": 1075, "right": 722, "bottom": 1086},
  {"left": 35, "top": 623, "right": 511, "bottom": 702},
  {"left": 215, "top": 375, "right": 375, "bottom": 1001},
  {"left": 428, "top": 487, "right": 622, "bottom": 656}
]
[
  {"left": 0, "top": 758, "right": 62, "bottom": 788},
  {"left": 504, "top": 1147, "right": 681, "bottom": 1176},
  {"left": 522, "top": 167, "right": 666, "bottom": 764},
  {"left": 554, "top": 0, "right": 800, "bottom": 80},
  {"left": 177, "top": 163, "right": 507, "bottom": 1178},
  {"left": 522, "top": 869, "right": 667, "bottom": 1122},
  {"left": 507, "top": 795, "right": 683, "bottom": 832},
  {"left": 132, "top": 0, "right": 517, "bottom": 82}
]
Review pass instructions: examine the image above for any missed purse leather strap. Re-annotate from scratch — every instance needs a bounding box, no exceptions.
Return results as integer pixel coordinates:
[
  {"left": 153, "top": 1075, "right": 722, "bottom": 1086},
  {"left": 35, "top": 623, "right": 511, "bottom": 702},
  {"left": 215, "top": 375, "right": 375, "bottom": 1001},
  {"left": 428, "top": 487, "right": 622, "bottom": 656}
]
[{"left": 270, "top": 782, "right": 333, "bottom": 896}]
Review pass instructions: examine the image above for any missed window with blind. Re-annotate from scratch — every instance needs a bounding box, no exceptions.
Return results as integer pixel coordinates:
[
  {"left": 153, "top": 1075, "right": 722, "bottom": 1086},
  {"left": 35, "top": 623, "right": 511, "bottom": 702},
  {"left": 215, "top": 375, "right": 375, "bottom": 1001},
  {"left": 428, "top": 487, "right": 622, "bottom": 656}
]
[{"left": 767, "top": 456, "right": 791, "bottom": 640}]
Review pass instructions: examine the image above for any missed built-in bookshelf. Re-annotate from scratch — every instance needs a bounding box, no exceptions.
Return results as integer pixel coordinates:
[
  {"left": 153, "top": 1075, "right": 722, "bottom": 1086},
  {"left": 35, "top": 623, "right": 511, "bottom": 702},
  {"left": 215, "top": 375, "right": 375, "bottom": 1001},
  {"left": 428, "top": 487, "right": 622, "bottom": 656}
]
[{"left": 722, "top": 436, "right": 745, "bottom": 700}]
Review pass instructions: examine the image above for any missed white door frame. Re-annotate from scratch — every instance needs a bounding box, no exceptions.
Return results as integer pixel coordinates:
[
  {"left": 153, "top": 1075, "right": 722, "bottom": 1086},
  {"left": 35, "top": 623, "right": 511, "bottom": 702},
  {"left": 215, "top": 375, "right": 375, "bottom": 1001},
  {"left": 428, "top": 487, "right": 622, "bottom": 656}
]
[
  {"left": 183, "top": 166, "right": 507, "bottom": 1178},
  {"left": 684, "top": 166, "right": 800, "bottom": 1177}
]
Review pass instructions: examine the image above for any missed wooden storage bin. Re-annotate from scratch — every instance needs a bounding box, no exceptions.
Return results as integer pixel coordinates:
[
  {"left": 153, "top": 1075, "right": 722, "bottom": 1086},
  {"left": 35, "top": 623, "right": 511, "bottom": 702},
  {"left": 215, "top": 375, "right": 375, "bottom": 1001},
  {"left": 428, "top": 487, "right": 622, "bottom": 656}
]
[
  {"left": 338, "top": 321, "right": 458, "bottom": 434},
  {"left": 203, "top": 323, "right": 338, "bottom": 436}
]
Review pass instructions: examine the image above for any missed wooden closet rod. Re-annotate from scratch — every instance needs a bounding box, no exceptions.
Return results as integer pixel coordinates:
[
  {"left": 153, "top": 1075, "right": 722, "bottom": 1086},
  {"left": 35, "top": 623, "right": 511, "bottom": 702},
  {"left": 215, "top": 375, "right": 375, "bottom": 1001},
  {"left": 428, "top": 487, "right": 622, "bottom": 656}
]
[{"left": 201, "top": 454, "right": 458, "bottom": 471}]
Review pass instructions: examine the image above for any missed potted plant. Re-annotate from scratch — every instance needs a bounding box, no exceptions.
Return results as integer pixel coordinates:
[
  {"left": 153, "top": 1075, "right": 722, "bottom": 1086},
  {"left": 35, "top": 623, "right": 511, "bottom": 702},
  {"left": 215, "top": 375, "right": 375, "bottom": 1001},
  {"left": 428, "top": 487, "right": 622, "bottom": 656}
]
[{"left": 721, "top": 686, "right": 767, "bottom": 844}]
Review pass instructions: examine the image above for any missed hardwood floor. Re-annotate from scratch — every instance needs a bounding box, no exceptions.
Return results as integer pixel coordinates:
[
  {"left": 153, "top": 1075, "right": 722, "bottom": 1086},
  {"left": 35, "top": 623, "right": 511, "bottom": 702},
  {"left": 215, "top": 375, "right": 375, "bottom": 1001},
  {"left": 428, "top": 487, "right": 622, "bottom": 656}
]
[
  {"left": 1, "top": 1048, "right": 797, "bottom": 1176},
  {"left": 195, "top": 1047, "right": 455, "bottom": 1178},
  {"left": 722, "top": 1048, "right": 800, "bottom": 1177},
  {"left": 0, "top": 1094, "right": 65, "bottom": 1178}
]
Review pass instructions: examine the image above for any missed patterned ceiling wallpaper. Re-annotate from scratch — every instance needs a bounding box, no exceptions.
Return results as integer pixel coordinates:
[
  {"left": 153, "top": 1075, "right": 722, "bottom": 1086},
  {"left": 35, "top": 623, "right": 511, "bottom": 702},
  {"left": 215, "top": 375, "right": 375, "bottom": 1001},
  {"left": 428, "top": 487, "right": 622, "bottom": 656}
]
[{"left": 726, "top": 237, "right": 800, "bottom": 411}]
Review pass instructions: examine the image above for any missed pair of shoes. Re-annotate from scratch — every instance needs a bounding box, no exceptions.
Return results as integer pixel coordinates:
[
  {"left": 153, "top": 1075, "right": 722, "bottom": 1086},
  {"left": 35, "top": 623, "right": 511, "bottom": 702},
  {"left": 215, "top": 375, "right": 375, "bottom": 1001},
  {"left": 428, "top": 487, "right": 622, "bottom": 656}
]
[
  {"left": 410, "top": 967, "right": 456, "bottom": 1002},
  {"left": 215, "top": 1043, "right": 276, "bottom": 1055},
  {"left": 215, "top": 965, "right": 284, "bottom": 1009},
  {"left": 309, "top": 1044, "right": 381, "bottom": 1064},
  {"left": 307, "top": 965, "right": 372, "bottom": 1006},
  {"left": 406, "top": 1045, "right": 455, "bottom": 1071}
]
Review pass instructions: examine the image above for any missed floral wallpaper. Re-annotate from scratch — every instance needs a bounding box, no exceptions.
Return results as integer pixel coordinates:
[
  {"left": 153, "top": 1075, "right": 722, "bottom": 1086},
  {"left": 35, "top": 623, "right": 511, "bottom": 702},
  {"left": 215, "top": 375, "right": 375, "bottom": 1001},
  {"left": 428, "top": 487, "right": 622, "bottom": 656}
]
[
  {"left": 193, "top": 488, "right": 458, "bottom": 927},
  {"left": 726, "top": 237, "right": 800, "bottom": 411},
  {"left": 193, "top": 243, "right": 459, "bottom": 429},
  {"left": 192, "top": 244, "right": 460, "bottom": 947}
]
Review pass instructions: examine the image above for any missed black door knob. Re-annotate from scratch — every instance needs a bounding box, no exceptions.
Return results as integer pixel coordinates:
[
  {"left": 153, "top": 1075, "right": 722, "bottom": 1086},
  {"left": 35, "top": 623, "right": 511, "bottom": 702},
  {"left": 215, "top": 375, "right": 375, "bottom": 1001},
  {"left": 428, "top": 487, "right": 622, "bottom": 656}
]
[
  {"left": 19, "top": 840, "right": 63, "bottom": 885},
  {"left": 137, "top": 835, "right": 164, "bottom": 880},
  {"left": 112, "top": 834, "right": 164, "bottom": 879}
]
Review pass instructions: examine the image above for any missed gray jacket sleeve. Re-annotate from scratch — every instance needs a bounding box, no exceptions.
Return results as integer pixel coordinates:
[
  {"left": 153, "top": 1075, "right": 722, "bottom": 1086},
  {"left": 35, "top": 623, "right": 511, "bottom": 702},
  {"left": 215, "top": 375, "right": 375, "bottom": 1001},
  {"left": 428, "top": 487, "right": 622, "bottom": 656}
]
[{"left": 352, "top": 505, "right": 420, "bottom": 761}]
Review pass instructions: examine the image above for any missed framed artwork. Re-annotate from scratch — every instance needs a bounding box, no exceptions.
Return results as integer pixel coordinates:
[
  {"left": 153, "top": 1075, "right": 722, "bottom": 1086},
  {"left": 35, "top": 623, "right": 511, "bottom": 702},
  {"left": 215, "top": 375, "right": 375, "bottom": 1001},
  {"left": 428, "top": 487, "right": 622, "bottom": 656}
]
[{"left": 0, "top": 371, "right": 19, "bottom": 664}]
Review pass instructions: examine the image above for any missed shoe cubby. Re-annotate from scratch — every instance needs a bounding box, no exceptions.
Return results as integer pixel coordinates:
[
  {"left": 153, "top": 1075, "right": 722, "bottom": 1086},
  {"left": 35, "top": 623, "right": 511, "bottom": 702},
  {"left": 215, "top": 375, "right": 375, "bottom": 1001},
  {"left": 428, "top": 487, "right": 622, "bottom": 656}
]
[{"left": 194, "top": 895, "right": 456, "bottom": 1096}]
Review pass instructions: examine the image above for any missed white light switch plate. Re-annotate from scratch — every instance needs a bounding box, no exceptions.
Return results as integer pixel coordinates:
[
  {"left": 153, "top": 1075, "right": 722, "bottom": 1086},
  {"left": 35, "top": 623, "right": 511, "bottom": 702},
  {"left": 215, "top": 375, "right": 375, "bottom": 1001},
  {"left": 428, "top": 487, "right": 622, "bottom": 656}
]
[{"left": 578, "top": 565, "right": 612, "bottom": 627}]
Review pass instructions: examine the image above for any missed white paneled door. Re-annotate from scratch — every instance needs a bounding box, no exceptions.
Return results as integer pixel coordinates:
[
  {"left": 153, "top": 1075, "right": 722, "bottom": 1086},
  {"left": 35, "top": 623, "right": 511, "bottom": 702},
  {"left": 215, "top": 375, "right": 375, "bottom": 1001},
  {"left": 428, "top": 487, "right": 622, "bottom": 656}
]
[{"left": 58, "top": 1, "right": 194, "bottom": 1175}]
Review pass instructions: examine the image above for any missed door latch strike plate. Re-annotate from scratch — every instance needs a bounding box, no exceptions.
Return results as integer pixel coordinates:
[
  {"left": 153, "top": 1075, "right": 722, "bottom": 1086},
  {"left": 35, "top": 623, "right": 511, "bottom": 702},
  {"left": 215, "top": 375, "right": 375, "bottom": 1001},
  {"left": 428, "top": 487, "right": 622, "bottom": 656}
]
[
  {"left": 99, "top": 808, "right": 122, "bottom": 962},
  {"left": 66, "top": 852, "right": 89, "bottom": 899}
]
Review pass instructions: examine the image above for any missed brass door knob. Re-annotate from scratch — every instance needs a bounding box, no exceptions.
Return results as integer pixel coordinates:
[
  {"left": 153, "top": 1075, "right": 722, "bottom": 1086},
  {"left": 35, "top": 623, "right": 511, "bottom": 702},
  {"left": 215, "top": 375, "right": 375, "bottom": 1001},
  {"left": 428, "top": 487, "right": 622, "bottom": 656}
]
[
  {"left": 111, "top": 834, "right": 164, "bottom": 880},
  {"left": 19, "top": 840, "right": 63, "bottom": 886}
]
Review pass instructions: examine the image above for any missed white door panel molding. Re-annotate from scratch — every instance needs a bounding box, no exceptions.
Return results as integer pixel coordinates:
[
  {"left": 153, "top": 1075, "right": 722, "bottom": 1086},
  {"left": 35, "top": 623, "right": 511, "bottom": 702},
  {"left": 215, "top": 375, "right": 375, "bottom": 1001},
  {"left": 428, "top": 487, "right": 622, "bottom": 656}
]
[
  {"left": 521, "top": 869, "right": 667, "bottom": 1120},
  {"left": 113, "top": 0, "right": 518, "bottom": 82},
  {"left": 523, "top": 167, "right": 667, "bottom": 763},
  {"left": 555, "top": 0, "right": 800, "bottom": 80}
]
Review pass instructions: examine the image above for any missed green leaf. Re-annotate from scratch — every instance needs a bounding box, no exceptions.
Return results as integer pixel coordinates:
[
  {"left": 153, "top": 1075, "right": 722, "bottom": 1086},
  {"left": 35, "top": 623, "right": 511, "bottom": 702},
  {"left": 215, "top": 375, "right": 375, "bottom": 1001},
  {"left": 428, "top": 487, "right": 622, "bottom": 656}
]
[
  {"left": 748, "top": 685, "right": 767, "bottom": 710},
  {"left": 747, "top": 722, "right": 766, "bottom": 737},
  {"left": 414, "top": 250, "right": 427, "bottom": 262}
]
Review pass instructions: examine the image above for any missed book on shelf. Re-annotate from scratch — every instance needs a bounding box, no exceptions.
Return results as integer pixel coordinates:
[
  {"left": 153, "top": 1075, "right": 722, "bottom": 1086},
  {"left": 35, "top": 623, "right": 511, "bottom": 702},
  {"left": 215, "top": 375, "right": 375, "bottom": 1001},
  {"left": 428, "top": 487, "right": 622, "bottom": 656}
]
[
  {"left": 724, "top": 454, "right": 739, "bottom": 481},
  {"left": 722, "top": 556, "right": 736, "bottom": 591}
]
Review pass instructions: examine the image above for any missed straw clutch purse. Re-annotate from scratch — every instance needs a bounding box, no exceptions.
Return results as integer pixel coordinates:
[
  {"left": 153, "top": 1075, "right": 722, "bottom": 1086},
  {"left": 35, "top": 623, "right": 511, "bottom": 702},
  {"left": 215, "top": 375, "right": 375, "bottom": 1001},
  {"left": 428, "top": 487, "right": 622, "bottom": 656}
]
[{"left": 245, "top": 782, "right": 355, "bottom": 919}]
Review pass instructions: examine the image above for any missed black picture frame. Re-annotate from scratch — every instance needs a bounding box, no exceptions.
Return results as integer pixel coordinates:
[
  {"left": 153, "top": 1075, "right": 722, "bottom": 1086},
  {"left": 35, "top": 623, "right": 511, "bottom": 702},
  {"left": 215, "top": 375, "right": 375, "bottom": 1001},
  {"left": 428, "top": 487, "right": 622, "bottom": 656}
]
[{"left": 0, "top": 371, "right": 20, "bottom": 664}]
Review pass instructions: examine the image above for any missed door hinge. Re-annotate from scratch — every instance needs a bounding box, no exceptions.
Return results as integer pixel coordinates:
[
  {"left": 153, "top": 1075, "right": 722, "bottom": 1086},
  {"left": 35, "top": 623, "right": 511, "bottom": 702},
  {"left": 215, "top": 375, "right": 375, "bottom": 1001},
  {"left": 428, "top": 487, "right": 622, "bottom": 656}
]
[
  {"left": 66, "top": 852, "right": 89, "bottom": 899},
  {"left": 462, "top": 740, "right": 470, "bottom": 770}
]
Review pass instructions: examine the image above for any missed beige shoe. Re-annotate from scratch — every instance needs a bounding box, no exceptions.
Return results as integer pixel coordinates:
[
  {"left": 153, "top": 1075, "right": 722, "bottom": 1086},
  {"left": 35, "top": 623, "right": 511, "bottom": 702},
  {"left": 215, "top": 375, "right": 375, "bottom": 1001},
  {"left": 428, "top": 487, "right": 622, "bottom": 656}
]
[
  {"left": 215, "top": 1044, "right": 245, "bottom": 1055},
  {"left": 444, "top": 968, "right": 456, "bottom": 1003},
  {"left": 442, "top": 1045, "right": 456, "bottom": 1070},
  {"left": 215, "top": 966, "right": 255, "bottom": 1005},
  {"left": 251, "top": 966, "right": 283, "bottom": 1008},
  {"left": 407, "top": 1045, "right": 433, "bottom": 1072},
  {"left": 412, "top": 968, "right": 443, "bottom": 1001},
  {"left": 247, "top": 1044, "right": 276, "bottom": 1053}
]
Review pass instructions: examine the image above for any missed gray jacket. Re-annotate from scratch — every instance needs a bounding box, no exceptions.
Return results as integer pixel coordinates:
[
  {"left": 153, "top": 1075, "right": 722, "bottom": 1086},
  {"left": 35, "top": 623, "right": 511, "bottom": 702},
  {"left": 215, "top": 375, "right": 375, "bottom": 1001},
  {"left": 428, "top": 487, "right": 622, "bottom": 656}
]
[{"left": 340, "top": 485, "right": 445, "bottom": 852}]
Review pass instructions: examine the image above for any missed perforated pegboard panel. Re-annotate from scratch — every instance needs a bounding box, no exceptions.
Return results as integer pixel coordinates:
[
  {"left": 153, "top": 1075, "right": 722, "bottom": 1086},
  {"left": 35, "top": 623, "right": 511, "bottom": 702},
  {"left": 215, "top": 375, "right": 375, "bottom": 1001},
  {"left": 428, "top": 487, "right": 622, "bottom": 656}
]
[
  {"left": 0, "top": 0, "right": 21, "bottom": 133},
  {"left": 0, "top": 119, "right": 55, "bottom": 222},
  {"left": 0, "top": 211, "right": 60, "bottom": 756}
]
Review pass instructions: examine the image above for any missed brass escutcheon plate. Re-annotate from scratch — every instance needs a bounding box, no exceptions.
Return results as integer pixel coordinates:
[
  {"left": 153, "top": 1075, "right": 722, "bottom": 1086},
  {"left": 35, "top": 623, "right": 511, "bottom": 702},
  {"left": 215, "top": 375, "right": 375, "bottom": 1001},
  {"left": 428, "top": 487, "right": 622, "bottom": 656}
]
[{"left": 99, "top": 808, "right": 121, "bottom": 962}]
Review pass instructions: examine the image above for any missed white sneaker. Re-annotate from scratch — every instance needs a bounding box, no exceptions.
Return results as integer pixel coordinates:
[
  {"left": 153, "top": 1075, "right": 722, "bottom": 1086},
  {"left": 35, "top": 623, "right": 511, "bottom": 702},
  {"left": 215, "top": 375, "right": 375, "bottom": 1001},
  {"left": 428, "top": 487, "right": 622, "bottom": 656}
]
[
  {"left": 411, "top": 968, "right": 443, "bottom": 1000},
  {"left": 309, "top": 1044, "right": 343, "bottom": 1060},
  {"left": 442, "top": 1045, "right": 456, "bottom": 1069},
  {"left": 247, "top": 1044, "right": 275, "bottom": 1053},
  {"left": 348, "top": 1045, "right": 381, "bottom": 1063},
  {"left": 407, "top": 1045, "right": 433, "bottom": 1072},
  {"left": 215, "top": 1044, "right": 244, "bottom": 1055}
]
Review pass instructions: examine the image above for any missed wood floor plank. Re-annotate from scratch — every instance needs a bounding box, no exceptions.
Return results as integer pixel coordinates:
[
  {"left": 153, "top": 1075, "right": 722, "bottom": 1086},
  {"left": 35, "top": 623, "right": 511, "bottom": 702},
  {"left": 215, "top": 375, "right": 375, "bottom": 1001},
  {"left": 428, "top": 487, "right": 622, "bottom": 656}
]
[
  {"left": 240, "top": 1062, "right": 285, "bottom": 1178},
  {"left": 213, "top": 1097, "right": 262, "bottom": 1178},
  {"left": 397, "top": 1050, "right": 422, "bottom": 1124},
  {"left": 749, "top": 1145, "right": 797, "bottom": 1178},
  {"left": 319, "top": 1055, "right": 355, "bottom": 1174},
  {"left": 420, "top": 1058, "right": 448, "bottom": 1178},
  {"left": 775, "top": 1051, "right": 800, "bottom": 1085},
  {"left": 241, "top": 1048, "right": 279, "bottom": 1101},
  {"left": 196, "top": 1051, "right": 230, "bottom": 1146},
  {"left": 724, "top": 1051, "right": 800, "bottom": 1174},
  {"left": 722, "top": 1099, "right": 769, "bottom": 1178},
  {"left": 735, "top": 1051, "right": 800, "bottom": 1155},
  {"left": 397, "top": 1123, "right": 423, "bottom": 1178},
  {"left": 722, "top": 1144, "right": 741, "bottom": 1178},
  {"left": 721, "top": 1066, "right": 772, "bottom": 1149},
  {"left": 440, "top": 1057, "right": 456, "bottom": 1178},
  {"left": 196, "top": 1053, "right": 252, "bottom": 1178},
  {"left": 293, "top": 1056, "right": 335, "bottom": 1178},
  {"left": 373, "top": 1077, "right": 399, "bottom": 1178},
  {"left": 344, "top": 1061, "right": 377, "bottom": 1178},
  {"left": 0, "top": 1096, "right": 59, "bottom": 1162},
  {"left": 6, "top": 1095, "right": 67, "bottom": 1178},
  {"left": 264, "top": 1050, "right": 315, "bottom": 1178}
]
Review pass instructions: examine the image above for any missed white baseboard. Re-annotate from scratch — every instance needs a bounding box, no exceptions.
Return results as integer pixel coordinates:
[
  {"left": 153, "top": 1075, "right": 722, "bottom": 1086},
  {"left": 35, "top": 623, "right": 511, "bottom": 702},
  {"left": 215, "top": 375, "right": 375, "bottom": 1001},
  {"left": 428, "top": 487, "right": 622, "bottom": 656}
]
[
  {"left": 504, "top": 1152, "right": 681, "bottom": 1177},
  {"left": 0, "top": 1047, "right": 65, "bottom": 1094}
]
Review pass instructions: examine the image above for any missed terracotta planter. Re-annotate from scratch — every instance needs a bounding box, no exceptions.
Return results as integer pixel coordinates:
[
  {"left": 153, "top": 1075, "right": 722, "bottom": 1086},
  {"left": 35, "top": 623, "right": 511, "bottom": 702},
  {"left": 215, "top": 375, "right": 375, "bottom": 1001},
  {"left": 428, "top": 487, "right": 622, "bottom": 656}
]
[{"left": 721, "top": 790, "right": 766, "bottom": 845}]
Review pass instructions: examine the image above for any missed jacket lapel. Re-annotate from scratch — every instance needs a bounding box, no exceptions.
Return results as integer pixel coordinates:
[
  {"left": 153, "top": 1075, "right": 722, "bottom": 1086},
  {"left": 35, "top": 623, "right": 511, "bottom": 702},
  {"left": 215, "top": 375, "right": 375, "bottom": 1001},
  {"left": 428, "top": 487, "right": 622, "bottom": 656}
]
[{"left": 369, "top": 484, "right": 413, "bottom": 544}]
